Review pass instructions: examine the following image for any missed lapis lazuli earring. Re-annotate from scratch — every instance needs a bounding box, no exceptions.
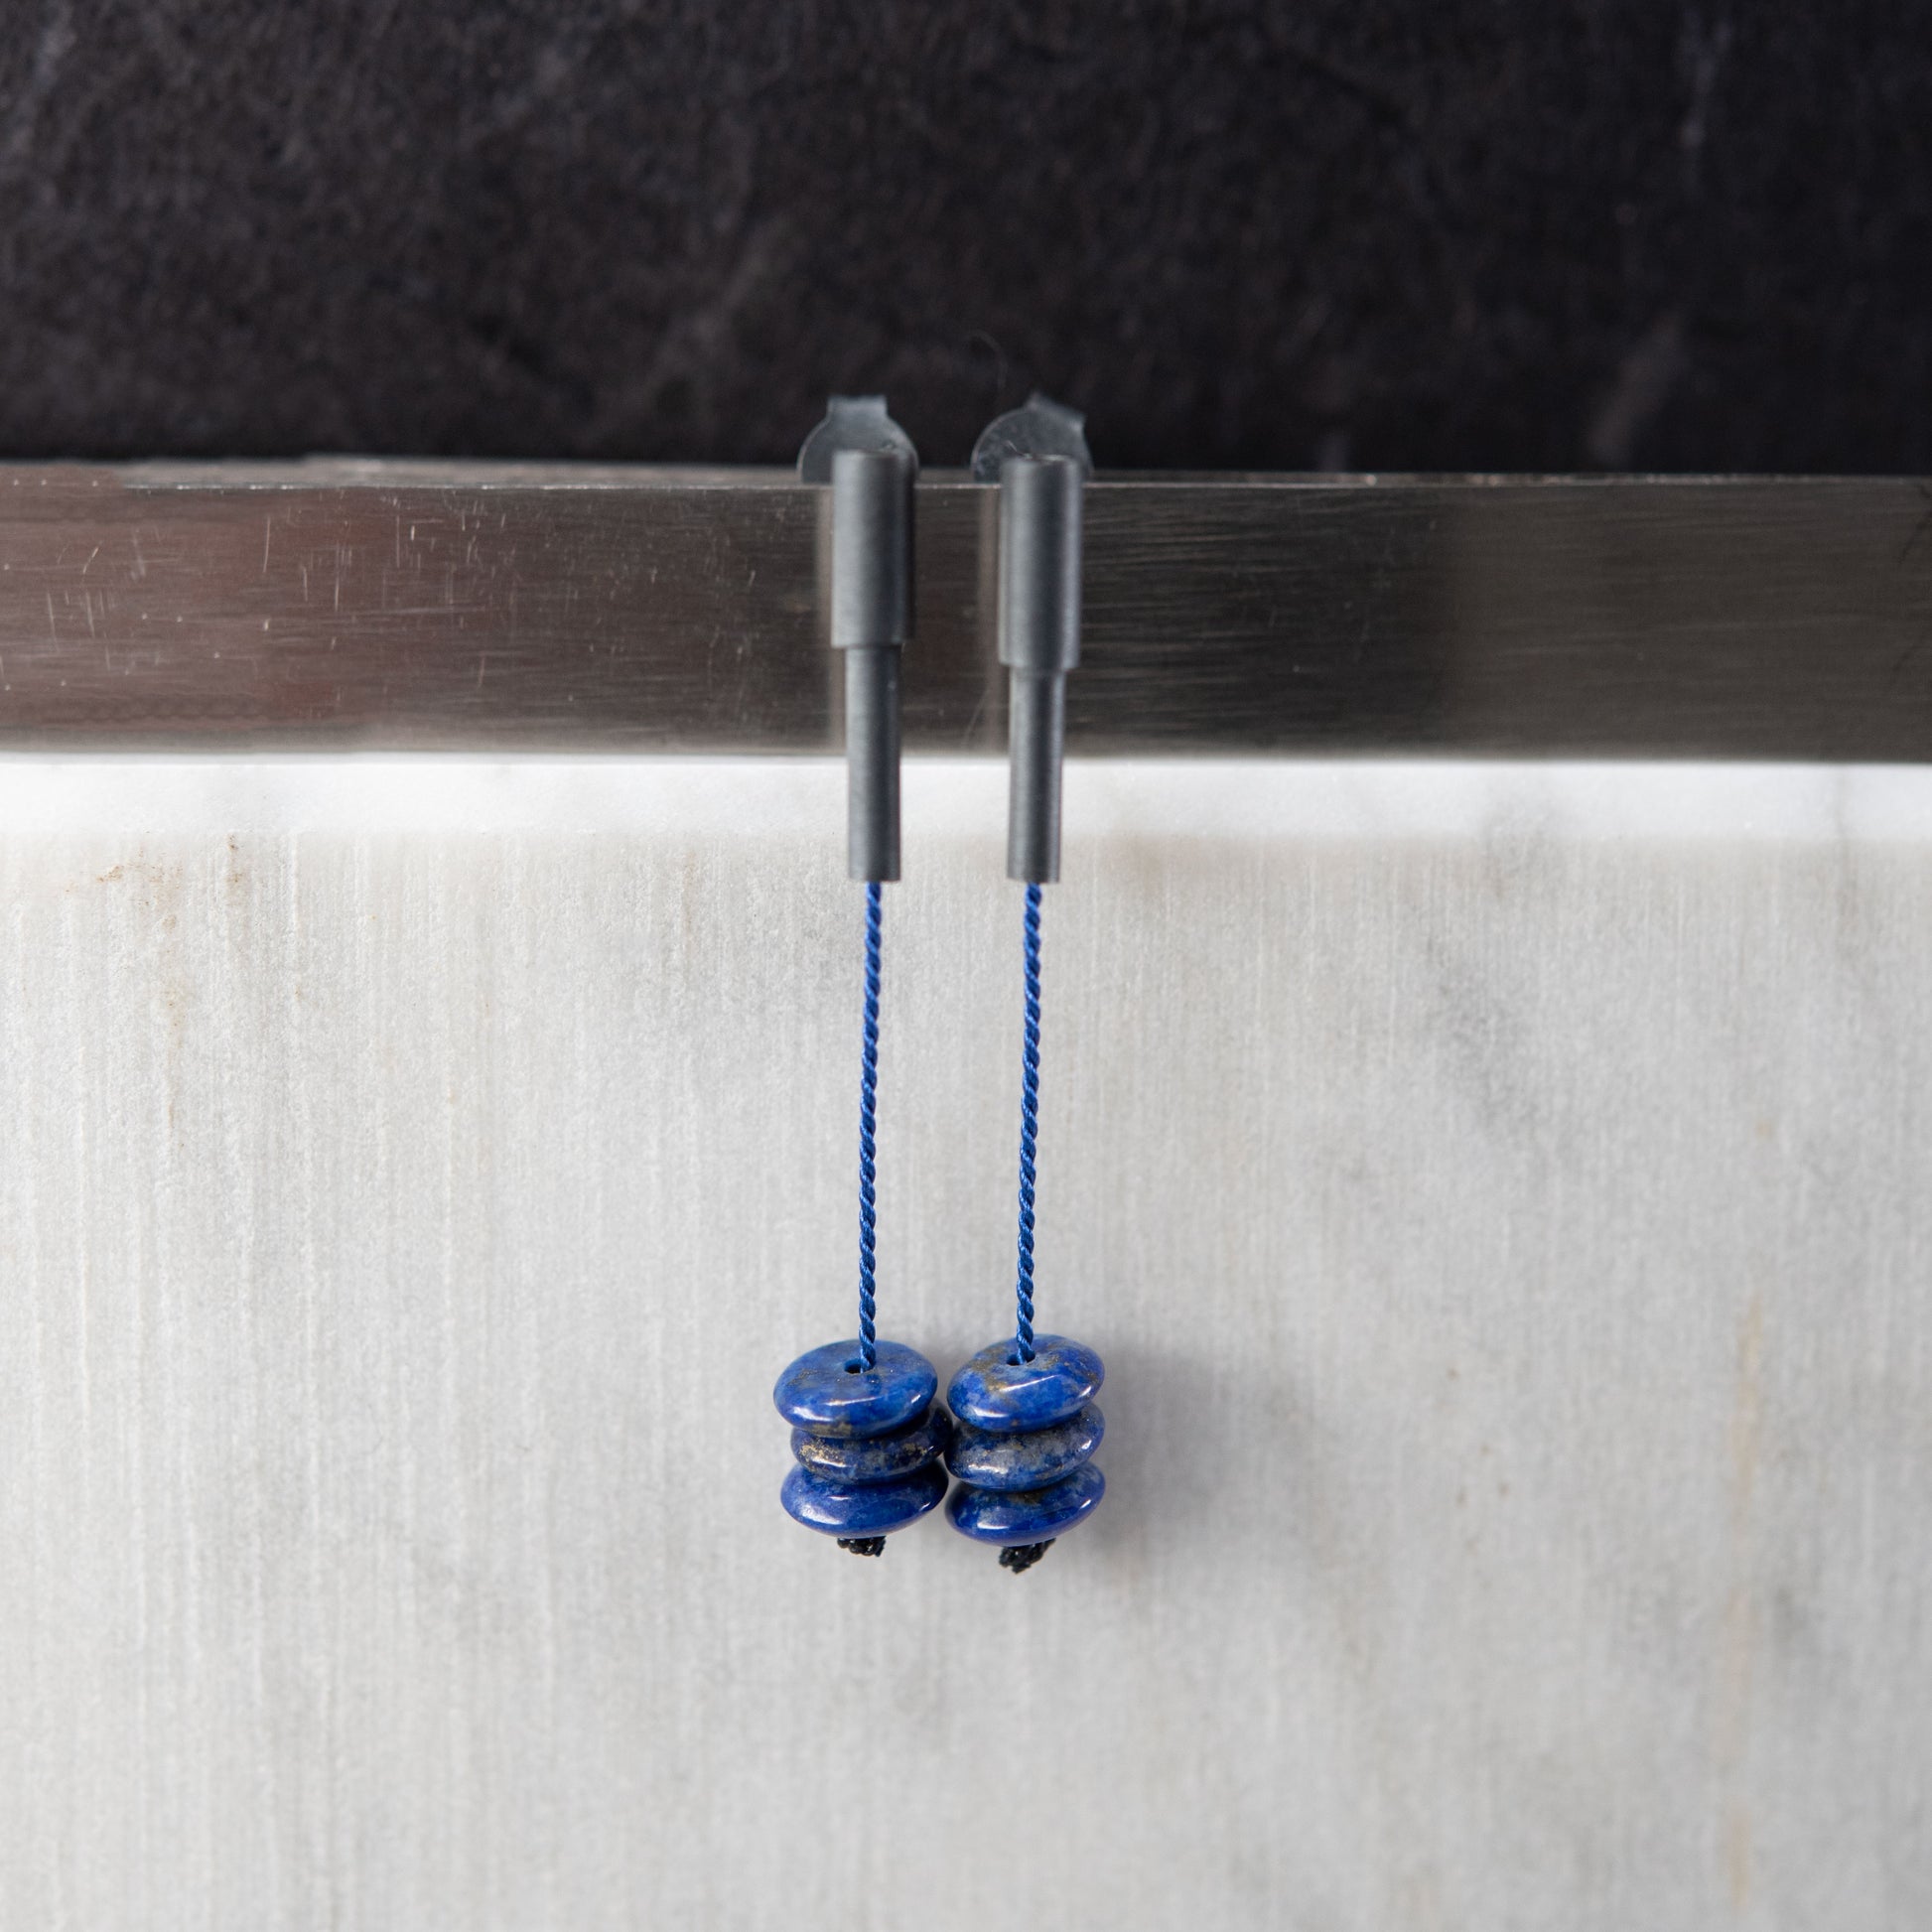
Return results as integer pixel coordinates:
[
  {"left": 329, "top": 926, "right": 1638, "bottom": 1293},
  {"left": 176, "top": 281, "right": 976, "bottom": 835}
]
[
  {"left": 945, "top": 402, "right": 1105, "bottom": 1575},
  {"left": 774, "top": 399, "right": 949, "bottom": 1557}
]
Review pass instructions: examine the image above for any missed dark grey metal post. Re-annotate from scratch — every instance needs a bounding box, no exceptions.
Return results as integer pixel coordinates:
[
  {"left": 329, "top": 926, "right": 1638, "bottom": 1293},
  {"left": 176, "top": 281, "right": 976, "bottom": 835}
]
[
  {"left": 799, "top": 395, "right": 918, "bottom": 883},
  {"left": 831, "top": 449, "right": 912, "bottom": 880},
  {"left": 998, "top": 456, "right": 1083, "bottom": 884}
]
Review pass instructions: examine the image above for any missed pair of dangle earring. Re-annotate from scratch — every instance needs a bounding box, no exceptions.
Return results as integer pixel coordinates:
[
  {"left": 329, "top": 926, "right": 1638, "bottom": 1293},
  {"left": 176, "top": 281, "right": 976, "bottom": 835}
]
[{"left": 773, "top": 396, "right": 1106, "bottom": 1571}]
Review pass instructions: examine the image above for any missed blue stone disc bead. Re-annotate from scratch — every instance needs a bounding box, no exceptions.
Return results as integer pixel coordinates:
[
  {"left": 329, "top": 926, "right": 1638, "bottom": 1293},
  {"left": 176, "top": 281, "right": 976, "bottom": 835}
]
[
  {"left": 946, "top": 1462, "right": 1105, "bottom": 1544},
  {"left": 945, "top": 1335, "right": 1106, "bottom": 1561},
  {"left": 792, "top": 1405, "right": 953, "bottom": 1482},
  {"left": 783, "top": 1460, "right": 948, "bottom": 1538},
  {"left": 775, "top": 1338, "right": 947, "bottom": 1550},
  {"left": 946, "top": 1334, "right": 1104, "bottom": 1434},
  {"left": 774, "top": 1338, "right": 937, "bottom": 1439},
  {"left": 946, "top": 1402, "right": 1101, "bottom": 1492}
]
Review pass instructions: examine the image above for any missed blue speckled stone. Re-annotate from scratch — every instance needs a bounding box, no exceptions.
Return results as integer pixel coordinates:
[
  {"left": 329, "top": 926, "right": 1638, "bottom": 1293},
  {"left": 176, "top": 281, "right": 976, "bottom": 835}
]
[
  {"left": 946, "top": 1462, "right": 1105, "bottom": 1544},
  {"left": 781, "top": 1460, "right": 948, "bottom": 1537},
  {"left": 945, "top": 1402, "right": 1102, "bottom": 1491},
  {"left": 792, "top": 1406, "right": 952, "bottom": 1482},
  {"left": 773, "top": 1339, "right": 937, "bottom": 1439},
  {"left": 946, "top": 1334, "right": 1104, "bottom": 1434}
]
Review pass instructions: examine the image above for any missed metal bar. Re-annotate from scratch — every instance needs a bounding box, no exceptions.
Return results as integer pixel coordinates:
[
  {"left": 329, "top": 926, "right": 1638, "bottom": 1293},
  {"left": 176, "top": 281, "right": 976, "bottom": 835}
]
[{"left": 0, "top": 463, "right": 1927, "bottom": 758}]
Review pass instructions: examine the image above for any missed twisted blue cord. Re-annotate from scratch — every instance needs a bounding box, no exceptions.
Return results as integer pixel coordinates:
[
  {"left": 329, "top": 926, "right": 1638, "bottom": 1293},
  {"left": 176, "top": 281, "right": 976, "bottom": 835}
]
[
  {"left": 1014, "top": 882, "right": 1042, "bottom": 1364},
  {"left": 856, "top": 881, "right": 883, "bottom": 1370}
]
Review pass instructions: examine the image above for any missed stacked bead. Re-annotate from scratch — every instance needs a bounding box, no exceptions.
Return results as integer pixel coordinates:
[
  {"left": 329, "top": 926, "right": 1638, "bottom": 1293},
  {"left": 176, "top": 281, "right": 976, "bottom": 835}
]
[
  {"left": 944, "top": 1334, "right": 1105, "bottom": 1572},
  {"left": 774, "top": 1339, "right": 950, "bottom": 1556}
]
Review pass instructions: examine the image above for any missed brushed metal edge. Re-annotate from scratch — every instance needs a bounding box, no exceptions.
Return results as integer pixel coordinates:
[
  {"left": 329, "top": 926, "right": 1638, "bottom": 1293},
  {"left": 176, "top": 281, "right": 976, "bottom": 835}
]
[{"left": 0, "top": 465, "right": 1925, "bottom": 759}]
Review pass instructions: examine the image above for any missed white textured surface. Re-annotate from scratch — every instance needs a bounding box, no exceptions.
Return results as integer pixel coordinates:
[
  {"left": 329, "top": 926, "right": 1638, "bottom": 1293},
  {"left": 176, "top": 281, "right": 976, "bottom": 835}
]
[{"left": 2, "top": 758, "right": 1929, "bottom": 1931}]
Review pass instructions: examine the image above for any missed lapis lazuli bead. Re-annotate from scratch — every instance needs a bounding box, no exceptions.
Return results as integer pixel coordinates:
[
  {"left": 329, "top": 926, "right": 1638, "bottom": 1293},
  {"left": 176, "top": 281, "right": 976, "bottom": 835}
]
[
  {"left": 946, "top": 1401, "right": 1101, "bottom": 1492},
  {"left": 946, "top": 1334, "right": 1104, "bottom": 1434},
  {"left": 782, "top": 1460, "right": 948, "bottom": 1537},
  {"left": 792, "top": 1405, "right": 953, "bottom": 1483},
  {"left": 773, "top": 1338, "right": 937, "bottom": 1439},
  {"left": 947, "top": 1462, "right": 1105, "bottom": 1544}
]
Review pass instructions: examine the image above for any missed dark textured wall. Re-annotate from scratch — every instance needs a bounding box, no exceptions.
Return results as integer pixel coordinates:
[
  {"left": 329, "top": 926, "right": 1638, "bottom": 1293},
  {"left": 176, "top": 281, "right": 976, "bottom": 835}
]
[{"left": 0, "top": 2, "right": 1925, "bottom": 471}]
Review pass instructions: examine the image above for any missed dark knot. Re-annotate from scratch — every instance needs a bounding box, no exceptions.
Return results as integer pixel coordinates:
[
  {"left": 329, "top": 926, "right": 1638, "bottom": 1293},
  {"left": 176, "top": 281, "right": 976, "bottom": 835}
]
[{"left": 998, "top": 1540, "right": 1055, "bottom": 1576}]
